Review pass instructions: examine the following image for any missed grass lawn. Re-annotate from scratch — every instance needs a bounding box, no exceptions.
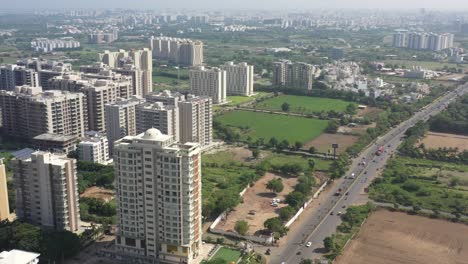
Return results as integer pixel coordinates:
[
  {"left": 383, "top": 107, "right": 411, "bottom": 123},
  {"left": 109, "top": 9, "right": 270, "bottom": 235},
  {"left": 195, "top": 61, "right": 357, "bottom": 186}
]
[
  {"left": 211, "top": 247, "right": 242, "bottom": 263},
  {"left": 216, "top": 110, "right": 328, "bottom": 144},
  {"left": 255, "top": 95, "right": 355, "bottom": 114},
  {"left": 383, "top": 59, "right": 464, "bottom": 71},
  {"left": 225, "top": 92, "right": 270, "bottom": 106},
  {"left": 262, "top": 152, "right": 332, "bottom": 172}
]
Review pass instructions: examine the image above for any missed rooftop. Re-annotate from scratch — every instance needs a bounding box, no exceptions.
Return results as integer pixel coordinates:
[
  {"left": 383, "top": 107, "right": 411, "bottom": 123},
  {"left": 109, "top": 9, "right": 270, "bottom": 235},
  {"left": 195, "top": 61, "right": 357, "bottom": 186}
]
[
  {"left": 33, "top": 133, "right": 78, "bottom": 142},
  {"left": 0, "top": 249, "right": 40, "bottom": 264}
]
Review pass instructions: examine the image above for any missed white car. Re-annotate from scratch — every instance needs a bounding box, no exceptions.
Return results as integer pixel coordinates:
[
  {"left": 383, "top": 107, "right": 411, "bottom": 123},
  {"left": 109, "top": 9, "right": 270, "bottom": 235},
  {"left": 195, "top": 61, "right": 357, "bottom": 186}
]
[{"left": 306, "top": 242, "right": 312, "bottom": 247}]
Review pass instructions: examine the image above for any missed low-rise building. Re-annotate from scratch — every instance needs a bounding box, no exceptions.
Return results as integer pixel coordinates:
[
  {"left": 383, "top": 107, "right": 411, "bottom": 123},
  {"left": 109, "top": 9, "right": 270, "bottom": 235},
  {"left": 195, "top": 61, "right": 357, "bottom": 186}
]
[
  {"left": 0, "top": 249, "right": 40, "bottom": 264},
  {"left": 78, "top": 131, "right": 110, "bottom": 164},
  {"left": 33, "top": 133, "right": 79, "bottom": 154}
]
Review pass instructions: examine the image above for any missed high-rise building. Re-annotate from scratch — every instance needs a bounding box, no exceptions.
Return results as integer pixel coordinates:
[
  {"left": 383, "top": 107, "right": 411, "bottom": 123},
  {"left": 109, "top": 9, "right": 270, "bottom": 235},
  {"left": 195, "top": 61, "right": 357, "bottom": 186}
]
[
  {"left": 38, "top": 63, "right": 73, "bottom": 89},
  {"left": 0, "top": 249, "right": 40, "bottom": 264},
  {"left": 105, "top": 96, "right": 145, "bottom": 153},
  {"left": 99, "top": 49, "right": 152, "bottom": 96},
  {"left": 114, "top": 128, "right": 202, "bottom": 263},
  {"left": 189, "top": 66, "right": 226, "bottom": 104},
  {"left": 0, "top": 159, "right": 10, "bottom": 221},
  {"left": 178, "top": 95, "right": 212, "bottom": 147},
  {"left": 150, "top": 37, "right": 203, "bottom": 66},
  {"left": 145, "top": 90, "right": 185, "bottom": 106},
  {"left": 394, "top": 31, "right": 454, "bottom": 51},
  {"left": 220, "top": 62, "right": 254, "bottom": 96},
  {"left": 392, "top": 30, "right": 408, "bottom": 48},
  {"left": 78, "top": 131, "right": 110, "bottom": 164},
  {"left": 0, "top": 65, "right": 39, "bottom": 91},
  {"left": 12, "top": 150, "right": 80, "bottom": 232},
  {"left": 136, "top": 102, "right": 180, "bottom": 142},
  {"left": 272, "top": 60, "right": 314, "bottom": 90},
  {"left": 0, "top": 86, "right": 86, "bottom": 139}
]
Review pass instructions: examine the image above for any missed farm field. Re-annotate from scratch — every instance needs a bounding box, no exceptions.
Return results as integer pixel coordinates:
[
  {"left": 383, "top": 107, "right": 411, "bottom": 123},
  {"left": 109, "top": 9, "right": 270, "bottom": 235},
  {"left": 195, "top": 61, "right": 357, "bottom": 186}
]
[
  {"left": 304, "top": 133, "right": 359, "bottom": 154},
  {"left": 369, "top": 157, "right": 468, "bottom": 214},
  {"left": 419, "top": 132, "right": 468, "bottom": 152},
  {"left": 210, "top": 247, "right": 242, "bottom": 263},
  {"left": 383, "top": 59, "right": 464, "bottom": 71},
  {"left": 335, "top": 209, "right": 468, "bottom": 264},
  {"left": 225, "top": 92, "right": 270, "bottom": 106},
  {"left": 255, "top": 95, "right": 355, "bottom": 114},
  {"left": 216, "top": 172, "right": 298, "bottom": 235},
  {"left": 215, "top": 110, "right": 329, "bottom": 144},
  {"left": 261, "top": 152, "right": 332, "bottom": 172}
]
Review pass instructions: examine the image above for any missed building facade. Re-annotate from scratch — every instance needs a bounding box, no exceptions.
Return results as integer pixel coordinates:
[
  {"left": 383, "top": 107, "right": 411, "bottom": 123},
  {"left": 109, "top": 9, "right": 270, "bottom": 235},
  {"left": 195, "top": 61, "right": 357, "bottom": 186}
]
[
  {"left": 136, "top": 102, "right": 180, "bottom": 142},
  {"left": 178, "top": 95, "right": 212, "bottom": 147},
  {"left": 150, "top": 37, "right": 203, "bottom": 67},
  {"left": 189, "top": 66, "right": 226, "bottom": 104},
  {"left": 272, "top": 60, "right": 314, "bottom": 90},
  {"left": 221, "top": 62, "right": 254, "bottom": 96},
  {"left": 0, "top": 86, "right": 86, "bottom": 139},
  {"left": 78, "top": 131, "right": 110, "bottom": 164},
  {"left": 114, "top": 128, "right": 202, "bottom": 263},
  {"left": 0, "top": 65, "right": 39, "bottom": 91},
  {"left": 12, "top": 150, "right": 80, "bottom": 232}
]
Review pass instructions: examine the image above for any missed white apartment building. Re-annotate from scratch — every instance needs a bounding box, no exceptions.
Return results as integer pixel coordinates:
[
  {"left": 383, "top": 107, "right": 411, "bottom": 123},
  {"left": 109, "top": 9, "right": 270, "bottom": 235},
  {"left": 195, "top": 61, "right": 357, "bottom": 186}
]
[
  {"left": 31, "top": 37, "right": 80, "bottom": 53},
  {"left": 0, "top": 86, "right": 86, "bottom": 139},
  {"left": 99, "top": 49, "right": 153, "bottom": 96},
  {"left": 12, "top": 150, "right": 80, "bottom": 232},
  {"left": 145, "top": 90, "right": 186, "bottom": 106},
  {"left": 136, "top": 102, "right": 180, "bottom": 142},
  {"left": 150, "top": 37, "right": 203, "bottom": 66},
  {"left": 0, "top": 64, "right": 39, "bottom": 91},
  {"left": 221, "top": 61, "right": 254, "bottom": 96},
  {"left": 178, "top": 95, "right": 212, "bottom": 147},
  {"left": 0, "top": 249, "right": 40, "bottom": 264},
  {"left": 114, "top": 128, "right": 202, "bottom": 263},
  {"left": 105, "top": 96, "right": 146, "bottom": 154},
  {"left": 78, "top": 131, "right": 110, "bottom": 164},
  {"left": 394, "top": 31, "right": 454, "bottom": 51},
  {"left": 189, "top": 66, "right": 226, "bottom": 104}
]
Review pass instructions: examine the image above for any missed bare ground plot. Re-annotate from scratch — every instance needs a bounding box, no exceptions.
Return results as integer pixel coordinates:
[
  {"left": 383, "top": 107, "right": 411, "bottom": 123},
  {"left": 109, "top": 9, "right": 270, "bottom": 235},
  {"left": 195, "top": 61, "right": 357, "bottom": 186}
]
[
  {"left": 335, "top": 210, "right": 468, "bottom": 264},
  {"left": 338, "top": 123, "right": 376, "bottom": 135},
  {"left": 81, "top": 186, "right": 115, "bottom": 202},
  {"left": 420, "top": 132, "right": 468, "bottom": 152},
  {"left": 357, "top": 107, "right": 383, "bottom": 119},
  {"left": 216, "top": 173, "right": 298, "bottom": 235},
  {"left": 304, "top": 133, "right": 359, "bottom": 154}
]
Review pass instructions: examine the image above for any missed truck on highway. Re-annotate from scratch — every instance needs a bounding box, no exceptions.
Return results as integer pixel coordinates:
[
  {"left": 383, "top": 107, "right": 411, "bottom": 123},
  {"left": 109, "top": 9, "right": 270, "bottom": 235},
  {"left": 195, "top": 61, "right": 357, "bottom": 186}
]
[{"left": 375, "top": 146, "right": 384, "bottom": 156}]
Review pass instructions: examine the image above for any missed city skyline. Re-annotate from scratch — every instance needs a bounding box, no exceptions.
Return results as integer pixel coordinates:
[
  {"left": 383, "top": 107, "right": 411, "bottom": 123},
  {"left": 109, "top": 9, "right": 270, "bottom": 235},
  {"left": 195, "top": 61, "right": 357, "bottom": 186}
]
[{"left": 3, "top": 0, "right": 468, "bottom": 10}]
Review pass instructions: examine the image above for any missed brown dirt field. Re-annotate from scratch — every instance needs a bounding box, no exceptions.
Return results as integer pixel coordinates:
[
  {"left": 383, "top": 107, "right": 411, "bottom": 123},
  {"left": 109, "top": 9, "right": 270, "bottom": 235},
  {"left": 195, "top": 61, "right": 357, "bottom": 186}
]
[
  {"left": 304, "top": 133, "right": 359, "bottom": 154},
  {"left": 227, "top": 146, "right": 254, "bottom": 162},
  {"left": 217, "top": 172, "right": 298, "bottom": 235},
  {"left": 420, "top": 132, "right": 468, "bottom": 152},
  {"left": 357, "top": 107, "right": 383, "bottom": 119},
  {"left": 80, "top": 186, "right": 115, "bottom": 202},
  {"left": 335, "top": 209, "right": 468, "bottom": 264}
]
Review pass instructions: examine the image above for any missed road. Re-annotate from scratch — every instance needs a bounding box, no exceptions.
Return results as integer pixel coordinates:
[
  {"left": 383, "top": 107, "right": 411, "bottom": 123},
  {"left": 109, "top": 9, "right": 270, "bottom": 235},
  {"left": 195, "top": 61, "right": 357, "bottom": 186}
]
[{"left": 269, "top": 83, "right": 468, "bottom": 264}]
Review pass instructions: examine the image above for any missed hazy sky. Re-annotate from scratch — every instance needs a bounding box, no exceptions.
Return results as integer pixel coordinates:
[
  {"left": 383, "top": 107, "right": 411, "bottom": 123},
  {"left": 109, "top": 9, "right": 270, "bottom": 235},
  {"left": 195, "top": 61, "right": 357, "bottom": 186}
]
[{"left": 3, "top": 0, "right": 468, "bottom": 10}]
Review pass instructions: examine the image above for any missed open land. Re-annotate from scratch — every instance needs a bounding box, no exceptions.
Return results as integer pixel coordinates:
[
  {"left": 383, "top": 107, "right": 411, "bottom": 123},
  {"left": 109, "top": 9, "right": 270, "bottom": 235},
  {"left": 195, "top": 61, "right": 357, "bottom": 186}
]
[
  {"left": 420, "top": 132, "right": 468, "bottom": 152},
  {"left": 80, "top": 186, "right": 115, "bottom": 202},
  {"left": 210, "top": 247, "right": 242, "bottom": 263},
  {"left": 255, "top": 95, "right": 355, "bottom": 114},
  {"left": 335, "top": 209, "right": 468, "bottom": 264},
  {"left": 216, "top": 111, "right": 329, "bottom": 143},
  {"left": 304, "top": 133, "right": 359, "bottom": 154},
  {"left": 217, "top": 172, "right": 298, "bottom": 235}
]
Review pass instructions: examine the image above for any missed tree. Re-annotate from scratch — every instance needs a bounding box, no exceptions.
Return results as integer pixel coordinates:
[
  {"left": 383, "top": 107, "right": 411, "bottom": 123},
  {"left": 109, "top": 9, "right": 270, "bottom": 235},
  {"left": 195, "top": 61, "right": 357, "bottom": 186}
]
[
  {"left": 345, "top": 103, "right": 358, "bottom": 115},
  {"left": 285, "top": 191, "right": 305, "bottom": 208},
  {"left": 278, "top": 139, "right": 290, "bottom": 150},
  {"left": 279, "top": 206, "right": 295, "bottom": 221},
  {"left": 308, "top": 146, "right": 317, "bottom": 154},
  {"left": 264, "top": 217, "right": 288, "bottom": 236},
  {"left": 266, "top": 178, "right": 284, "bottom": 193},
  {"left": 323, "top": 236, "right": 336, "bottom": 252},
  {"left": 234, "top": 220, "right": 249, "bottom": 235},
  {"left": 281, "top": 102, "right": 290, "bottom": 112},
  {"left": 308, "top": 159, "right": 315, "bottom": 170},
  {"left": 299, "top": 260, "right": 313, "bottom": 264},
  {"left": 44, "top": 231, "right": 81, "bottom": 261},
  {"left": 325, "top": 120, "right": 339, "bottom": 134},
  {"left": 252, "top": 148, "right": 260, "bottom": 159},
  {"left": 294, "top": 141, "right": 303, "bottom": 151},
  {"left": 268, "top": 137, "right": 278, "bottom": 148}
]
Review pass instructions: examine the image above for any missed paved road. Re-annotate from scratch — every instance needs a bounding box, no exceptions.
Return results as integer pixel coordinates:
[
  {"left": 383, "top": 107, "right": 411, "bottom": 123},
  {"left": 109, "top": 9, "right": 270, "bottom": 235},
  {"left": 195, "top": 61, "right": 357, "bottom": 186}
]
[{"left": 269, "top": 83, "right": 468, "bottom": 264}]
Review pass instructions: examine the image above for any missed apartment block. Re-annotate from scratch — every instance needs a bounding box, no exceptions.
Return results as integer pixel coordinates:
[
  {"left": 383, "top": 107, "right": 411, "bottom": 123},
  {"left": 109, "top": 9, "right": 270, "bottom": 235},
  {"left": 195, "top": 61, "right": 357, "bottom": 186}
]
[
  {"left": 105, "top": 96, "right": 145, "bottom": 153},
  {"left": 114, "top": 128, "right": 202, "bottom": 263},
  {"left": 12, "top": 150, "right": 80, "bottom": 232},
  {"left": 0, "top": 64, "right": 39, "bottom": 91},
  {"left": 38, "top": 63, "right": 73, "bottom": 90},
  {"left": 0, "top": 86, "right": 86, "bottom": 139},
  {"left": 0, "top": 159, "right": 9, "bottom": 221},
  {"left": 32, "top": 133, "right": 78, "bottom": 154},
  {"left": 78, "top": 131, "right": 110, "bottom": 164},
  {"left": 31, "top": 37, "right": 80, "bottom": 53},
  {"left": 393, "top": 31, "right": 454, "bottom": 51},
  {"left": 88, "top": 29, "right": 119, "bottom": 44},
  {"left": 220, "top": 61, "right": 254, "bottom": 96},
  {"left": 272, "top": 60, "right": 314, "bottom": 90},
  {"left": 178, "top": 95, "right": 212, "bottom": 147},
  {"left": 150, "top": 37, "right": 203, "bottom": 66},
  {"left": 145, "top": 90, "right": 185, "bottom": 106},
  {"left": 136, "top": 102, "right": 179, "bottom": 142},
  {"left": 189, "top": 66, "right": 226, "bottom": 104},
  {"left": 99, "top": 49, "right": 152, "bottom": 96}
]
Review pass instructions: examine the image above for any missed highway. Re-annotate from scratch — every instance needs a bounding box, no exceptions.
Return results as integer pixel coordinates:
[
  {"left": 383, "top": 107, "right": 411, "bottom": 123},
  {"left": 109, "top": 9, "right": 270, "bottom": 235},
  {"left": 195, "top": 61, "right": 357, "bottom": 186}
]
[{"left": 269, "top": 83, "right": 468, "bottom": 264}]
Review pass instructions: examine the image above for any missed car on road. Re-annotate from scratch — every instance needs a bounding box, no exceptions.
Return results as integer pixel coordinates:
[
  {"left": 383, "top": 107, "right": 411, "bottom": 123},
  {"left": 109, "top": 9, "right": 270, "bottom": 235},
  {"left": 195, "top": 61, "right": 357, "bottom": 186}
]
[
  {"left": 306, "top": 242, "right": 312, "bottom": 247},
  {"left": 337, "top": 211, "right": 343, "bottom": 215}
]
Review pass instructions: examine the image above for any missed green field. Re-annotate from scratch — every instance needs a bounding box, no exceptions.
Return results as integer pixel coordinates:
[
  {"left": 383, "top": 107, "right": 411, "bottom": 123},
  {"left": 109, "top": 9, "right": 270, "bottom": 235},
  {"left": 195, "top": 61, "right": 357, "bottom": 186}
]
[
  {"left": 225, "top": 92, "right": 270, "bottom": 106},
  {"left": 210, "top": 247, "right": 242, "bottom": 263},
  {"left": 216, "top": 111, "right": 328, "bottom": 143},
  {"left": 262, "top": 153, "right": 332, "bottom": 172},
  {"left": 256, "top": 95, "right": 355, "bottom": 114}
]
